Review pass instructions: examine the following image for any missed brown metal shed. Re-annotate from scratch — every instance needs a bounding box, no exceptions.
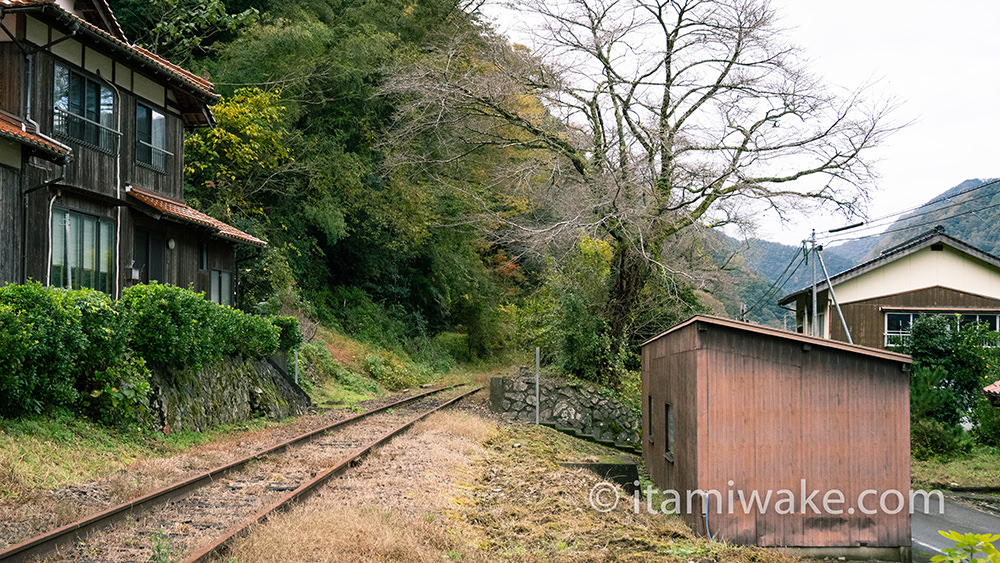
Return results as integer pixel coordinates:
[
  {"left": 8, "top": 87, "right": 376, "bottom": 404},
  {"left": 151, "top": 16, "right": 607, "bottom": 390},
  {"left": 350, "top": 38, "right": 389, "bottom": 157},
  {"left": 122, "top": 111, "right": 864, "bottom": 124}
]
[{"left": 642, "top": 315, "right": 912, "bottom": 561}]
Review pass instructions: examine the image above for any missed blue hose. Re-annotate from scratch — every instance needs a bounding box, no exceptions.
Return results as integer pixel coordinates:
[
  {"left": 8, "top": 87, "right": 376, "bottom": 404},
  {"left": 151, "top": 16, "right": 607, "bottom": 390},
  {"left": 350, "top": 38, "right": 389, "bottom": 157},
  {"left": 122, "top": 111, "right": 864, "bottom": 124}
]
[{"left": 704, "top": 492, "right": 714, "bottom": 541}]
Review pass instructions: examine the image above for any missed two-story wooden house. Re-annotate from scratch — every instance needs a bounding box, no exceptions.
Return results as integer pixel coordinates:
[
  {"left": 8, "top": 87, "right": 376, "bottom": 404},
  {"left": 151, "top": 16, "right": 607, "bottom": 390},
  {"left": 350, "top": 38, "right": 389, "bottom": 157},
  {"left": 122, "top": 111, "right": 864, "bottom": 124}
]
[
  {"left": 779, "top": 227, "right": 1000, "bottom": 349},
  {"left": 0, "top": 0, "right": 264, "bottom": 305}
]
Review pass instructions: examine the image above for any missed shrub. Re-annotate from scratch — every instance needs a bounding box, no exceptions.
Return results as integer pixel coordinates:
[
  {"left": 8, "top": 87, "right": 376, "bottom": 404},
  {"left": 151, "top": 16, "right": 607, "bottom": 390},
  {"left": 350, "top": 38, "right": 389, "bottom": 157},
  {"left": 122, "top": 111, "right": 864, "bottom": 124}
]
[
  {"left": 362, "top": 353, "right": 428, "bottom": 391},
  {"left": 0, "top": 283, "right": 148, "bottom": 422},
  {"left": 0, "top": 282, "right": 283, "bottom": 424},
  {"left": 80, "top": 353, "right": 152, "bottom": 426},
  {"left": 973, "top": 397, "right": 1000, "bottom": 448},
  {"left": 0, "top": 283, "right": 85, "bottom": 415},
  {"left": 122, "top": 283, "right": 278, "bottom": 368},
  {"left": 273, "top": 316, "right": 303, "bottom": 351},
  {"left": 911, "top": 417, "right": 973, "bottom": 461},
  {"left": 122, "top": 282, "right": 217, "bottom": 368},
  {"left": 221, "top": 310, "right": 279, "bottom": 358}
]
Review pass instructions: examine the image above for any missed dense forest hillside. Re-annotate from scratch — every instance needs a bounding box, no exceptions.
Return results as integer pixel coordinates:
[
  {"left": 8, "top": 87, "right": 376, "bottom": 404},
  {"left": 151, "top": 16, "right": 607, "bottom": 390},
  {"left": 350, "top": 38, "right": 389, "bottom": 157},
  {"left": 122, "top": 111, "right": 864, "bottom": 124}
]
[{"left": 99, "top": 0, "right": 899, "bottom": 388}]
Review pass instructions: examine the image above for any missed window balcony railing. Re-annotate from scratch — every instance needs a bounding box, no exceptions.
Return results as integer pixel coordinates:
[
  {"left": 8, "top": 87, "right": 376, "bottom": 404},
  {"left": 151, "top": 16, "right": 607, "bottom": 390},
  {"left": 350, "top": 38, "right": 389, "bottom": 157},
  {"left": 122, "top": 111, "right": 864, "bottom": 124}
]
[
  {"left": 53, "top": 107, "right": 120, "bottom": 155},
  {"left": 885, "top": 331, "right": 911, "bottom": 348},
  {"left": 136, "top": 140, "right": 173, "bottom": 173}
]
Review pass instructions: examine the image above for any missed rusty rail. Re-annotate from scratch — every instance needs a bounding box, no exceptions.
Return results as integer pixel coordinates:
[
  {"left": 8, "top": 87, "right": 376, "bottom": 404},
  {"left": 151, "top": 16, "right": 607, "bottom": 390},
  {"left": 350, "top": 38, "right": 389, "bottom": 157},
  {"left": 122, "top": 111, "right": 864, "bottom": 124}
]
[
  {"left": 0, "top": 384, "right": 470, "bottom": 563},
  {"left": 184, "top": 385, "right": 482, "bottom": 562}
]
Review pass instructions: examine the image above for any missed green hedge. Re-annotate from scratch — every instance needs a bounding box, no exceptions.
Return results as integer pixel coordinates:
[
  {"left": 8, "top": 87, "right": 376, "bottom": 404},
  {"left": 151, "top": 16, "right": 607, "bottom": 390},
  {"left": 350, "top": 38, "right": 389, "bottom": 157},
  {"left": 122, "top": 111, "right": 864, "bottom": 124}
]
[
  {"left": 0, "top": 282, "right": 300, "bottom": 423},
  {"left": 121, "top": 282, "right": 279, "bottom": 368}
]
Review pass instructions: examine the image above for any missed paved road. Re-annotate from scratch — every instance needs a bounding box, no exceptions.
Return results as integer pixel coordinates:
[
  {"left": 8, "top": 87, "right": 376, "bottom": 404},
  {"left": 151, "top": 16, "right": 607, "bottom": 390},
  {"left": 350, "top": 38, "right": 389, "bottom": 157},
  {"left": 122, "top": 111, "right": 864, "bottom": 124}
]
[{"left": 911, "top": 493, "right": 1000, "bottom": 562}]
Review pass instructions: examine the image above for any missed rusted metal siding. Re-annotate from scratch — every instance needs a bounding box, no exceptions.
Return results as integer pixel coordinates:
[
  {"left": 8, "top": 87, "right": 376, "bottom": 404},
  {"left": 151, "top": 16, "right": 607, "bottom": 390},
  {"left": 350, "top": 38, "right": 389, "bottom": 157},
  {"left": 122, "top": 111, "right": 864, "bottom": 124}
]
[
  {"left": 642, "top": 323, "right": 702, "bottom": 533},
  {"left": 831, "top": 286, "right": 1000, "bottom": 349},
  {"left": 643, "top": 317, "right": 910, "bottom": 549}
]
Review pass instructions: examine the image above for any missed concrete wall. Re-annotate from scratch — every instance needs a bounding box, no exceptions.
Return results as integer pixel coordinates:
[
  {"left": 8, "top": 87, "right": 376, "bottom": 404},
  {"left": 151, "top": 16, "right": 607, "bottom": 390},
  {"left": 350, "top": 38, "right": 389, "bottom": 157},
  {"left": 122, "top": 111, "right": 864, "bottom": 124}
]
[
  {"left": 489, "top": 369, "right": 640, "bottom": 448},
  {"left": 150, "top": 355, "right": 311, "bottom": 432}
]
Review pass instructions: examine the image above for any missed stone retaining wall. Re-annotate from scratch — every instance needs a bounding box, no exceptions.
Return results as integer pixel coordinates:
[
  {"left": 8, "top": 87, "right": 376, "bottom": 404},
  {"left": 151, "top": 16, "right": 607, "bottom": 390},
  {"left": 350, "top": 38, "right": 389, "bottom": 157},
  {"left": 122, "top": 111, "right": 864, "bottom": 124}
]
[
  {"left": 150, "top": 354, "right": 311, "bottom": 432},
  {"left": 489, "top": 368, "right": 640, "bottom": 448}
]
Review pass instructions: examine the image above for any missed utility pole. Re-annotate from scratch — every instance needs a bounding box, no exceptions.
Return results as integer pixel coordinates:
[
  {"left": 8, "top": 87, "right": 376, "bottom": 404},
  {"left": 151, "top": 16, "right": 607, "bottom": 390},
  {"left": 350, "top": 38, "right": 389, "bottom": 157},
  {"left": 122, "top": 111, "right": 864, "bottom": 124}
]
[{"left": 809, "top": 230, "right": 818, "bottom": 337}]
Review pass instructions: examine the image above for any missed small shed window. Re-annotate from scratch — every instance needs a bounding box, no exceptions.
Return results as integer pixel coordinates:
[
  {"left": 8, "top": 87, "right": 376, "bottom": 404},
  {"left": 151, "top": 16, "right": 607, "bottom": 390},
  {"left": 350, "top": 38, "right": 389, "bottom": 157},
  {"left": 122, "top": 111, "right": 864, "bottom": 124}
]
[
  {"left": 647, "top": 396, "right": 654, "bottom": 443},
  {"left": 664, "top": 403, "right": 675, "bottom": 463},
  {"left": 198, "top": 244, "right": 209, "bottom": 270}
]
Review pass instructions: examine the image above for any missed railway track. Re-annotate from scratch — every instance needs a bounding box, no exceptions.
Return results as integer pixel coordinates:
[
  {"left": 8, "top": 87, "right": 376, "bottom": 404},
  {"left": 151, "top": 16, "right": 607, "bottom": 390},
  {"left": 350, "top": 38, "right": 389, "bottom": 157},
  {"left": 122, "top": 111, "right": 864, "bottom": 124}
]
[{"left": 0, "top": 384, "right": 482, "bottom": 563}]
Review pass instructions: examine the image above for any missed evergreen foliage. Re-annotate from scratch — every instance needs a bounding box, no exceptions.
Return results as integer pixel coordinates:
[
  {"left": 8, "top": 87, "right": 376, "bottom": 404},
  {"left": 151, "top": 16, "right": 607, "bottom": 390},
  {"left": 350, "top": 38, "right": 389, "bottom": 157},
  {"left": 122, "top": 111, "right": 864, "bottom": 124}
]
[
  {"left": 905, "top": 314, "right": 1000, "bottom": 459},
  {"left": 0, "top": 283, "right": 295, "bottom": 424}
]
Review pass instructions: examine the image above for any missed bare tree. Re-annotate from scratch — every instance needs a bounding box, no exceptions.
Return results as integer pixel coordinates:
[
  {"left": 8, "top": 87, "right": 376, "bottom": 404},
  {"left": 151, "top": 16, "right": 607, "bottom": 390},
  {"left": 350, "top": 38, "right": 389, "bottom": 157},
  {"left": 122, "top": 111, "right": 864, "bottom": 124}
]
[{"left": 384, "top": 0, "right": 899, "bottom": 383}]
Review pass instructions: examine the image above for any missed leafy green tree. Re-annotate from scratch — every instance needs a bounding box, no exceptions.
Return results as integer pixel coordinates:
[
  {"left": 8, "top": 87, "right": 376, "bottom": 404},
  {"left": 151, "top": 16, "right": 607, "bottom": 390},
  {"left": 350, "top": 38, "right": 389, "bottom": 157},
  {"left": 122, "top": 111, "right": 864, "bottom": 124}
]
[
  {"left": 109, "top": 0, "right": 259, "bottom": 62},
  {"left": 906, "top": 315, "right": 998, "bottom": 425}
]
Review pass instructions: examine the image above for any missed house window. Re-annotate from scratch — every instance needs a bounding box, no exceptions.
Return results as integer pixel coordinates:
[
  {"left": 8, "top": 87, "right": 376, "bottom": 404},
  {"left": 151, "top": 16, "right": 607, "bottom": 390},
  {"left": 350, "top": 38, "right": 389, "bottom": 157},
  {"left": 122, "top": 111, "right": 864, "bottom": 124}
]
[
  {"left": 885, "top": 312, "right": 1000, "bottom": 347},
  {"left": 136, "top": 102, "right": 170, "bottom": 172},
  {"left": 51, "top": 209, "right": 114, "bottom": 293},
  {"left": 198, "top": 244, "right": 208, "bottom": 271},
  {"left": 133, "top": 229, "right": 166, "bottom": 283},
  {"left": 885, "top": 313, "right": 913, "bottom": 347},
  {"left": 664, "top": 403, "right": 675, "bottom": 463},
  {"left": 210, "top": 270, "right": 232, "bottom": 306},
  {"left": 53, "top": 64, "right": 118, "bottom": 153}
]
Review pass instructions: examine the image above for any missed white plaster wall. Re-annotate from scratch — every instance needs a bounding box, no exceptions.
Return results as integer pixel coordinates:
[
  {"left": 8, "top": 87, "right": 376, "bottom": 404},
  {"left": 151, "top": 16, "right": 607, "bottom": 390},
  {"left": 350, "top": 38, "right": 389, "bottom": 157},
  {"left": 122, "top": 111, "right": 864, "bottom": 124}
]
[{"left": 837, "top": 246, "right": 1000, "bottom": 304}]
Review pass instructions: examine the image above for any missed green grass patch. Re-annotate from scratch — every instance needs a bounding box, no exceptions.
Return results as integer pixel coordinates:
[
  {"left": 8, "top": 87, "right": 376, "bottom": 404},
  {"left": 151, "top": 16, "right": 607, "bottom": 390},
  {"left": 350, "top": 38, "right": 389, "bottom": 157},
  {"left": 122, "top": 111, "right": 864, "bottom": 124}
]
[
  {"left": 0, "top": 411, "right": 149, "bottom": 497},
  {"left": 0, "top": 410, "right": 281, "bottom": 499},
  {"left": 912, "top": 446, "right": 1000, "bottom": 489}
]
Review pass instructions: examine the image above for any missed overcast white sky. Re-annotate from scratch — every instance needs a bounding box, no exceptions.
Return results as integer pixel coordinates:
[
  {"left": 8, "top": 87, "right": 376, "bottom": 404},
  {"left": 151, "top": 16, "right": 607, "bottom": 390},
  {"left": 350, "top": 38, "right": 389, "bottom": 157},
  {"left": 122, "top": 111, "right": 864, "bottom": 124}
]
[
  {"left": 484, "top": 1, "right": 1000, "bottom": 247},
  {"left": 765, "top": 0, "right": 1000, "bottom": 246}
]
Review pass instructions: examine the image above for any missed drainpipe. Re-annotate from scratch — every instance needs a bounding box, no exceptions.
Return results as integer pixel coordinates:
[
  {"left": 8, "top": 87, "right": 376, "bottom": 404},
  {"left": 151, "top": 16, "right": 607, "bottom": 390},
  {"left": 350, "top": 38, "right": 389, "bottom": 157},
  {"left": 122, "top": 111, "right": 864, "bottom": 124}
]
[
  {"left": 24, "top": 162, "right": 68, "bottom": 286},
  {"left": 95, "top": 68, "right": 122, "bottom": 297}
]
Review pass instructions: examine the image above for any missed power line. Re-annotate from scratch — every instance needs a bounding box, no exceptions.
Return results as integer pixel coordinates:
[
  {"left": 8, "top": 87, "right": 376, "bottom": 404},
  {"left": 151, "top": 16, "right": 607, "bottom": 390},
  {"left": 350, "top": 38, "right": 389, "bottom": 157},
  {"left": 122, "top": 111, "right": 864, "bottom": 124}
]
[
  {"left": 742, "top": 244, "right": 805, "bottom": 317},
  {"left": 861, "top": 177, "right": 1000, "bottom": 227},
  {"left": 824, "top": 179, "right": 1000, "bottom": 246}
]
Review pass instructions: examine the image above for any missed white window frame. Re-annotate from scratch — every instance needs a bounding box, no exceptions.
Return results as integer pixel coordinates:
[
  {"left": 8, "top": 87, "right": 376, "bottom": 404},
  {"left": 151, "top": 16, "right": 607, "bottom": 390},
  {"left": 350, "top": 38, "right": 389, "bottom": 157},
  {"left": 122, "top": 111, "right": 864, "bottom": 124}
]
[
  {"left": 885, "top": 311, "right": 1000, "bottom": 347},
  {"left": 50, "top": 208, "right": 115, "bottom": 293}
]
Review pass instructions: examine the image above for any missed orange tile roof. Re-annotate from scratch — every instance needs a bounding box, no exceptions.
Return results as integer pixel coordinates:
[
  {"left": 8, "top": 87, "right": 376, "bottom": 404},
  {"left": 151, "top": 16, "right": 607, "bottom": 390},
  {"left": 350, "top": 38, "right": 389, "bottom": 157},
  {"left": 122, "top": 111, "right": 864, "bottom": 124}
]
[
  {"left": 0, "top": 0, "right": 216, "bottom": 99},
  {"left": 0, "top": 113, "right": 72, "bottom": 161},
  {"left": 127, "top": 186, "right": 266, "bottom": 247},
  {"left": 986, "top": 380, "right": 1000, "bottom": 397}
]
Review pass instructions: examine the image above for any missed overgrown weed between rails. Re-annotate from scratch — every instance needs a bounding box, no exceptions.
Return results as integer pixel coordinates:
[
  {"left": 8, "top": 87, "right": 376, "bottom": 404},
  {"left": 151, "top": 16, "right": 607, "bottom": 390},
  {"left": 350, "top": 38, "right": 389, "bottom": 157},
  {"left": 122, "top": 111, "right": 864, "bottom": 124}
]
[{"left": 216, "top": 410, "right": 802, "bottom": 563}]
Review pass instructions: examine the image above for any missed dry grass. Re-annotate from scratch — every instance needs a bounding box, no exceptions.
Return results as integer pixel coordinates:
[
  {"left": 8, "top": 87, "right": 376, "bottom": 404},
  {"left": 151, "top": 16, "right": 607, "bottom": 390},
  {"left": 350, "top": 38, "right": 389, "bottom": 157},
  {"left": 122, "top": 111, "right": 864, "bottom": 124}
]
[
  {"left": 222, "top": 505, "right": 456, "bottom": 562},
  {"left": 218, "top": 410, "right": 487, "bottom": 563},
  {"left": 217, "top": 408, "right": 800, "bottom": 563},
  {"left": 412, "top": 411, "right": 495, "bottom": 446},
  {"left": 0, "top": 456, "right": 26, "bottom": 499}
]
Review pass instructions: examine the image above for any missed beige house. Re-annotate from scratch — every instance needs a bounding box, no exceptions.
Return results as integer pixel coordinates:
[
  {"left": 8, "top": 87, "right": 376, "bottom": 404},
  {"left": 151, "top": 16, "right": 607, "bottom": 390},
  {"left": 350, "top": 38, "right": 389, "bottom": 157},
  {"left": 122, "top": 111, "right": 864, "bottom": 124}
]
[{"left": 779, "top": 228, "right": 1000, "bottom": 350}]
